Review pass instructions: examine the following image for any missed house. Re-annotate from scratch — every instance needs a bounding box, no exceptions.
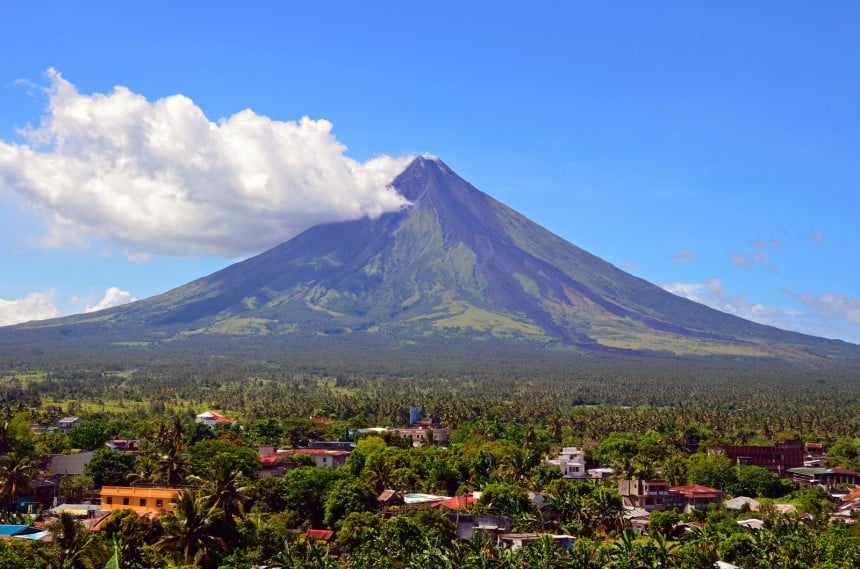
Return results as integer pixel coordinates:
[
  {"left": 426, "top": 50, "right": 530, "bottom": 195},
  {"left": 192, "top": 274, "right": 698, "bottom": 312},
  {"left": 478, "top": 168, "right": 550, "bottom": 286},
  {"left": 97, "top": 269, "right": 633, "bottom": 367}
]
[
  {"left": 805, "top": 443, "right": 825, "bottom": 460},
  {"left": 263, "top": 448, "right": 350, "bottom": 469},
  {"left": 788, "top": 467, "right": 860, "bottom": 489},
  {"left": 195, "top": 411, "right": 232, "bottom": 428},
  {"left": 545, "top": 447, "right": 588, "bottom": 480},
  {"left": 378, "top": 489, "right": 406, "bottom": 511},
  {"left": 0, "top": 525, "right": 52, "bottom": 541},
  {"left": 497, "top": 533, "right": 575, "bottom": 550},
  {"left": 588, "top": 467, "right": 614, "bottom": 480},
  {"left": 724, "top": 496, "right": 761, "bottom": 512},
  {"left": 737, "top": 518, "right": 766, "bottom": 530},
  {"left": 47, "top": 504, "right": 103, "bottom": 519},
  {"left": 48, "top": 451, "right": 94, "bottom": 478},
  {"left": 17, "top": 480, "right": 56, "bottom": 512},
  {"left": 831, "top": 492, "right": 860, "bottom": 524},
  {"left": 391, "top": 426, "right": 449, "bottom": 447},
  {"left": 105, "top": 439, "right": 139, "bottom": 452},
  {"left": 57, "top": 417, "right": 82, "bottom": 431},
  {"left": 618, "top": 480, "right": 683, "bottom": 511},
  {"left": 431, "top": 493, "right": 479, "bottom": 511},
  {"left": 623, "top": 507, "right": 651, "bottom": 535},
  {"left": 305, "top": 529, "right": 334, "bottom": 543},
  {"left": 708, "top": 440, "right": 804, "bottom": 475},
  {"left": 443, "top": 512, "right": 511, "bottom": 540},
  {"left": 100, "top": 486, "right": 183, "bottom": 515},
  {"left": 670, "top": 484, "right": 723, "bottom": 510}
]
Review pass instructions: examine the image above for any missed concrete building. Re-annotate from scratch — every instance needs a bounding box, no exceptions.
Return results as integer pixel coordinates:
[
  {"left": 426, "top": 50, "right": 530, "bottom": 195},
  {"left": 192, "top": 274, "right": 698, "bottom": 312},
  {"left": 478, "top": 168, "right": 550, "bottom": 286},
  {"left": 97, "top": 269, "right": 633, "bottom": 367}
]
[
  {"left": 618, "top": 480, "right": 683, "bottom": 511},
  {"left": 100, "top": 486, "right": 183, "bottom": 515},
  {"left": 708, "top": 440, "right": 804, "bottom": 475},
  {"left": 545, "top": 447, "right": 588, "bottom": 479}
]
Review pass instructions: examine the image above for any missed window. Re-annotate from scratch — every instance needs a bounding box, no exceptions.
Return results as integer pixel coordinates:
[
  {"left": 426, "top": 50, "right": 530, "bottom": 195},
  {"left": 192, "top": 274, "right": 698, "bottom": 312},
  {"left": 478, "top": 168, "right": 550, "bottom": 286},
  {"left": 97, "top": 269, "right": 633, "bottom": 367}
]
[
  {"left": 140, "top": 499, "right": 147, "bottom": 507},
  {"left": 106, "top": 497, "right": 113, "bottom": 505},
  {"left": 156, "top": 499, "right": 163, "bottom": 508},
  {"left": 122, "top": 497, "right": 129, "bottom": 506}
]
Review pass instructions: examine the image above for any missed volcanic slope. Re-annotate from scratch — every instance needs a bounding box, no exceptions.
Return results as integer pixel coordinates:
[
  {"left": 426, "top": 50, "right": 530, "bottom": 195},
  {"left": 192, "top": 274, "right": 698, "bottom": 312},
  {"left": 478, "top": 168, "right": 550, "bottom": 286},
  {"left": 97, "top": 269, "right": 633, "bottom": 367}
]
[{"left": 5, "top": 156, "right": 858, "bottom": 360}]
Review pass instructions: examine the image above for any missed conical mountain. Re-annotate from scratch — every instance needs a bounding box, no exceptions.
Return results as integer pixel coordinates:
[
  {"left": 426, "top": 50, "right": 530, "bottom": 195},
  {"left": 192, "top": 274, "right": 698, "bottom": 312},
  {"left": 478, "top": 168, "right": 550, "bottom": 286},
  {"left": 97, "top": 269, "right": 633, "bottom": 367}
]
[{"left": 5, "top": 156, "right": 858, "bottom": 360}]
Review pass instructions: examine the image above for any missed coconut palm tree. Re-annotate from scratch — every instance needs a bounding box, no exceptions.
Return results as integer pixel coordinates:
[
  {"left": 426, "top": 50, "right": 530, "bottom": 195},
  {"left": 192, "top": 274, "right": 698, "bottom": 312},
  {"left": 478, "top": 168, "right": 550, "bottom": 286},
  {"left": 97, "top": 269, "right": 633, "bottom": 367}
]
[
  {"left": 0, "top": 449, "right": 39, "bottom": 516},
  {"left": 196, "top": 455, "right": 248, "bottom": 523},
  {"left": 51, "top": 512, "right": 109, "bottom": 569},
  {"left": 154, "top": 489, "right": 226, "bottom": 568}
]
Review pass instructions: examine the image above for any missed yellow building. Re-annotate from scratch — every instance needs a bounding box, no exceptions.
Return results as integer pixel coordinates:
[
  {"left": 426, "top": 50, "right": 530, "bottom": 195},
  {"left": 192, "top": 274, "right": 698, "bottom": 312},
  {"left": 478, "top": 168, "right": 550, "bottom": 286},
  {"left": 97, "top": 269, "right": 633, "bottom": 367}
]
[{"left": 100, "top": 486, "right": 182, "bottom": 515}]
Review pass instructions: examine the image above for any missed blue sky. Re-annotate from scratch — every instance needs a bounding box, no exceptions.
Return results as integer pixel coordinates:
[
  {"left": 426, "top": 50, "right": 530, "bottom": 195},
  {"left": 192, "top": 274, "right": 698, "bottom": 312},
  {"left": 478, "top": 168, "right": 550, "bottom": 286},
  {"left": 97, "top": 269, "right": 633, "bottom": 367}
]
[{"left": 1, "top": 2, "right": 858, "bottom": 343}]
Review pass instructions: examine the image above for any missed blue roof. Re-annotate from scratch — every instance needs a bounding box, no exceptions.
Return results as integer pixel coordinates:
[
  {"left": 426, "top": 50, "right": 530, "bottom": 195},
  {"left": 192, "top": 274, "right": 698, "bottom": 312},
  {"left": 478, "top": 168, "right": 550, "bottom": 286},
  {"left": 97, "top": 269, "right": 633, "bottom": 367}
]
[{"left": 0, "top": 525, "right": 32, "bottom": 536}]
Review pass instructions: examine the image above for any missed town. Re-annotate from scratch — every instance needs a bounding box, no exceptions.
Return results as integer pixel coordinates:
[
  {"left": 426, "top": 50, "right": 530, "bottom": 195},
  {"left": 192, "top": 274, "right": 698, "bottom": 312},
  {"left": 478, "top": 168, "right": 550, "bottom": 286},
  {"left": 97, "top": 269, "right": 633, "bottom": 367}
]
[{"left": 1, "top": 402, "right": 859, "bottom": 568}]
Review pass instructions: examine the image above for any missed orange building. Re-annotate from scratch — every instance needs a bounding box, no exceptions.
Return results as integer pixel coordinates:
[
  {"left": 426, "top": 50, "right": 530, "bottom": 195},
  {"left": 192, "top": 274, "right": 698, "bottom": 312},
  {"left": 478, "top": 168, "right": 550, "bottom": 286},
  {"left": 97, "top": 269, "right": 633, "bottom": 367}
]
[{"left": 100, "top": 486, "right": 183, "bottom": 514}]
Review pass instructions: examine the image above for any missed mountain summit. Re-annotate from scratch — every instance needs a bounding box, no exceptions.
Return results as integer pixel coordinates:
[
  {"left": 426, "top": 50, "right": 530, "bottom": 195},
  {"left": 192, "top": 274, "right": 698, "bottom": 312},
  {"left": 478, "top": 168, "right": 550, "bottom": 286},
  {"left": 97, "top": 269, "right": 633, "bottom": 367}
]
[{"left": 5, "top": 156, "right": 858, "bottom": 359}]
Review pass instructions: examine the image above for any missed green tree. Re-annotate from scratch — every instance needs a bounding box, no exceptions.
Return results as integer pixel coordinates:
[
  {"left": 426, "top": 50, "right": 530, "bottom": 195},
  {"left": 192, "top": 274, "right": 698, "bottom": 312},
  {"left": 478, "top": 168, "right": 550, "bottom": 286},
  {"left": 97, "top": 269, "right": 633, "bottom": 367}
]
[
  {"left": 478, "top": 483, "right": 535, "bottom": 519},
  {"left": 84, "top": 448, "right": 135, "bottom": 488},
  {"left": 58, "top": 475, "right": 93, "bottom": 504},
  {"left": 333, "top": 511, "right": 383, "bottom": 553},
  {"left": 647, "top": 509, "right": 680, "bottom": 537},
  {"left": 98, "top": 508, "right": 164, "bottom": 569},
  {"left": 282, "top": 467, "right": 340, "bottom": 528},
  {"left": 186, "top": 439, "right": 260, "bottom": 479},
  {"left": 686, "top": 452, "right": 737, "bottom": 491},
  {"left": 66, "top": 421, "right": 111, "bottom": 451},
  {"left": 735, "top": 465, "right": 789, "bottom": 498},
  {"left": 323, "top": 478, "right": 378, "bottom": 529}
]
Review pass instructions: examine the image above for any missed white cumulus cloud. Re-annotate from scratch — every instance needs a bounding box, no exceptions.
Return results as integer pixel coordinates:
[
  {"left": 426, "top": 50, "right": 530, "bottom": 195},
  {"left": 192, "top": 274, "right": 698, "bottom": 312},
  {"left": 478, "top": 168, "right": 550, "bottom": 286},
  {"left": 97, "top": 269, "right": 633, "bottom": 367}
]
[
  {"left": 0, "top": 291, "right": 61, "bottom": 326},
  {"left": 85, "top": 286, "right": 136, "bottom": 313},
  {"left": 0, "top": 69, "right": 413, "bottom": 258}
]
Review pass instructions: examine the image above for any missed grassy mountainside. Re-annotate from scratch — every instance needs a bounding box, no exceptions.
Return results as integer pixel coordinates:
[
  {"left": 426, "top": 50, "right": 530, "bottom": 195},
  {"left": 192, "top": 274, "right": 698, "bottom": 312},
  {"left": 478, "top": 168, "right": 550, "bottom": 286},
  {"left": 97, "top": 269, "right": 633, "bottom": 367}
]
[{"left": 2, "top": 156, "right": 858, "bottom": 362}]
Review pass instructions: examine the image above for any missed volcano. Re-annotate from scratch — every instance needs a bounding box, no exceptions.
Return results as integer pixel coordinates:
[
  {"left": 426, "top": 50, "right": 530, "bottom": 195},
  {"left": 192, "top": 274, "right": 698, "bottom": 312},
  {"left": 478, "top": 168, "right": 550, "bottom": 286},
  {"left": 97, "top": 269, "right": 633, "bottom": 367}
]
[{"left": 3, "top": 156, "right": 858, "bottom": 360}]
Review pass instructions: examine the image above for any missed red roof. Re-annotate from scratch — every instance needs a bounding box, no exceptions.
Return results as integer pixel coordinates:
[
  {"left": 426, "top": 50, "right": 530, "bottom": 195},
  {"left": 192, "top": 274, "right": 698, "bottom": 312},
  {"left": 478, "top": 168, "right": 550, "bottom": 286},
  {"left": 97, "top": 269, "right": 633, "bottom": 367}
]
[
  {"left": 312, "top": 417, "right": 333, "bottom": 425},
  {"left": 305, "top": 529, "right": 334, "bottom": 541},
  {"left": 829, "top": 467, "right": 859, "bottom": 476},
  {"left": 259, "top": 449, "right": 349, "bottom": 464},
  {"left": 671, "top": 484, "right": 723, "bottom": 497},
  {"left": 431, "top": 494, "right": 477, "bottom": 510}
]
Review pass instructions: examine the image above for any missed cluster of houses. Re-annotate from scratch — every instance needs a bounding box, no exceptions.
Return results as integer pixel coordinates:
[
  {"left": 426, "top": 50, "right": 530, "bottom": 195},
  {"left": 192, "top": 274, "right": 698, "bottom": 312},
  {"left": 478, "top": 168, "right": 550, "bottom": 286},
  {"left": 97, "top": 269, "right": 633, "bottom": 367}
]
[
  {"left": 11, "top": 414, "right": 860, "bottom": 550},
  {"left": 543, "top": 442, "right": 860, "bottom": 536}
]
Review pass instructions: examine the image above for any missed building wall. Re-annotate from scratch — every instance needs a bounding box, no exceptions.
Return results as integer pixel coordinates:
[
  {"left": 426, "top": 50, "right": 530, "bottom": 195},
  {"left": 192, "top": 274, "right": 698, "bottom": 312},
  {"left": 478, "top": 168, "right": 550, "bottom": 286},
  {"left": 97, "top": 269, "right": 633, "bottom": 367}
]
[{"left": 100, "top": 486, "right": 181, "bottom": 514}]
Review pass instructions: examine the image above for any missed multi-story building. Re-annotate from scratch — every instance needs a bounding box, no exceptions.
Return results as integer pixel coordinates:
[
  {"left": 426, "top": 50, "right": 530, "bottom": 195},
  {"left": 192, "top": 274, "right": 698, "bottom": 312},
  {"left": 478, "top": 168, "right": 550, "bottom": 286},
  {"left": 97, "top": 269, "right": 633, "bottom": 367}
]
[
  {"left": 618, "top": 480, "right": 684, "bottom": 511},
  {"left": 545, "top": 447, "right": 588, "bottom": 480},
  {"left": 708, "top": 440, "right": 804, "bottom": 475}
]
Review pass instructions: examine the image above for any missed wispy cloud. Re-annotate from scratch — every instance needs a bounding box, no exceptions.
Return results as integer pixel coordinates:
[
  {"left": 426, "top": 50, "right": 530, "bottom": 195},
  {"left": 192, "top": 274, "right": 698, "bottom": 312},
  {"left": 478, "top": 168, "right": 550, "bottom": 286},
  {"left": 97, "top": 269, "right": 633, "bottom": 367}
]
[
  {"left": 730, "top": 252, "right": 779, "bottom": 275},
  {"left": 794, "top": 292, "right": 860, "bottom": 327},
  {"left": 662, "top": 278, "right": 860, "bottom": 344},
  {"left": 671, "top": 248, "right": 697, "bottom": 263},
  {"left": 662, "top": 278, "right": 801, "bottom": 331},
  {"left": 0, "top": 69, "right": 412, "bottom": 259},
  {"left": 750, "top": 238, "right": 782, "bottom": 251}
]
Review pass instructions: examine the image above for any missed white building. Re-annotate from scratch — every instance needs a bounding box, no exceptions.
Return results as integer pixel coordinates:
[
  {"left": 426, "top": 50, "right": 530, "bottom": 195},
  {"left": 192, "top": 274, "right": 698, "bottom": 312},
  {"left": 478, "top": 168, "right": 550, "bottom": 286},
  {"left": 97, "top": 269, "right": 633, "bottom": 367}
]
[{"left": 545, "top": 447, "right": 588, "bottom": 479}]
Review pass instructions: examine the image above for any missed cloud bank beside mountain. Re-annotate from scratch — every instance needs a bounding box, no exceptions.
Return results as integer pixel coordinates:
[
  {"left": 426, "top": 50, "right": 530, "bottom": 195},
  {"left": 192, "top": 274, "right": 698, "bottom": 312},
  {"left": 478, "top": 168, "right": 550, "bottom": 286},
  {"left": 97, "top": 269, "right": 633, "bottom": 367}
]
[{"left": 0, "top": 70, "right": 412, "bottom": 259}]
